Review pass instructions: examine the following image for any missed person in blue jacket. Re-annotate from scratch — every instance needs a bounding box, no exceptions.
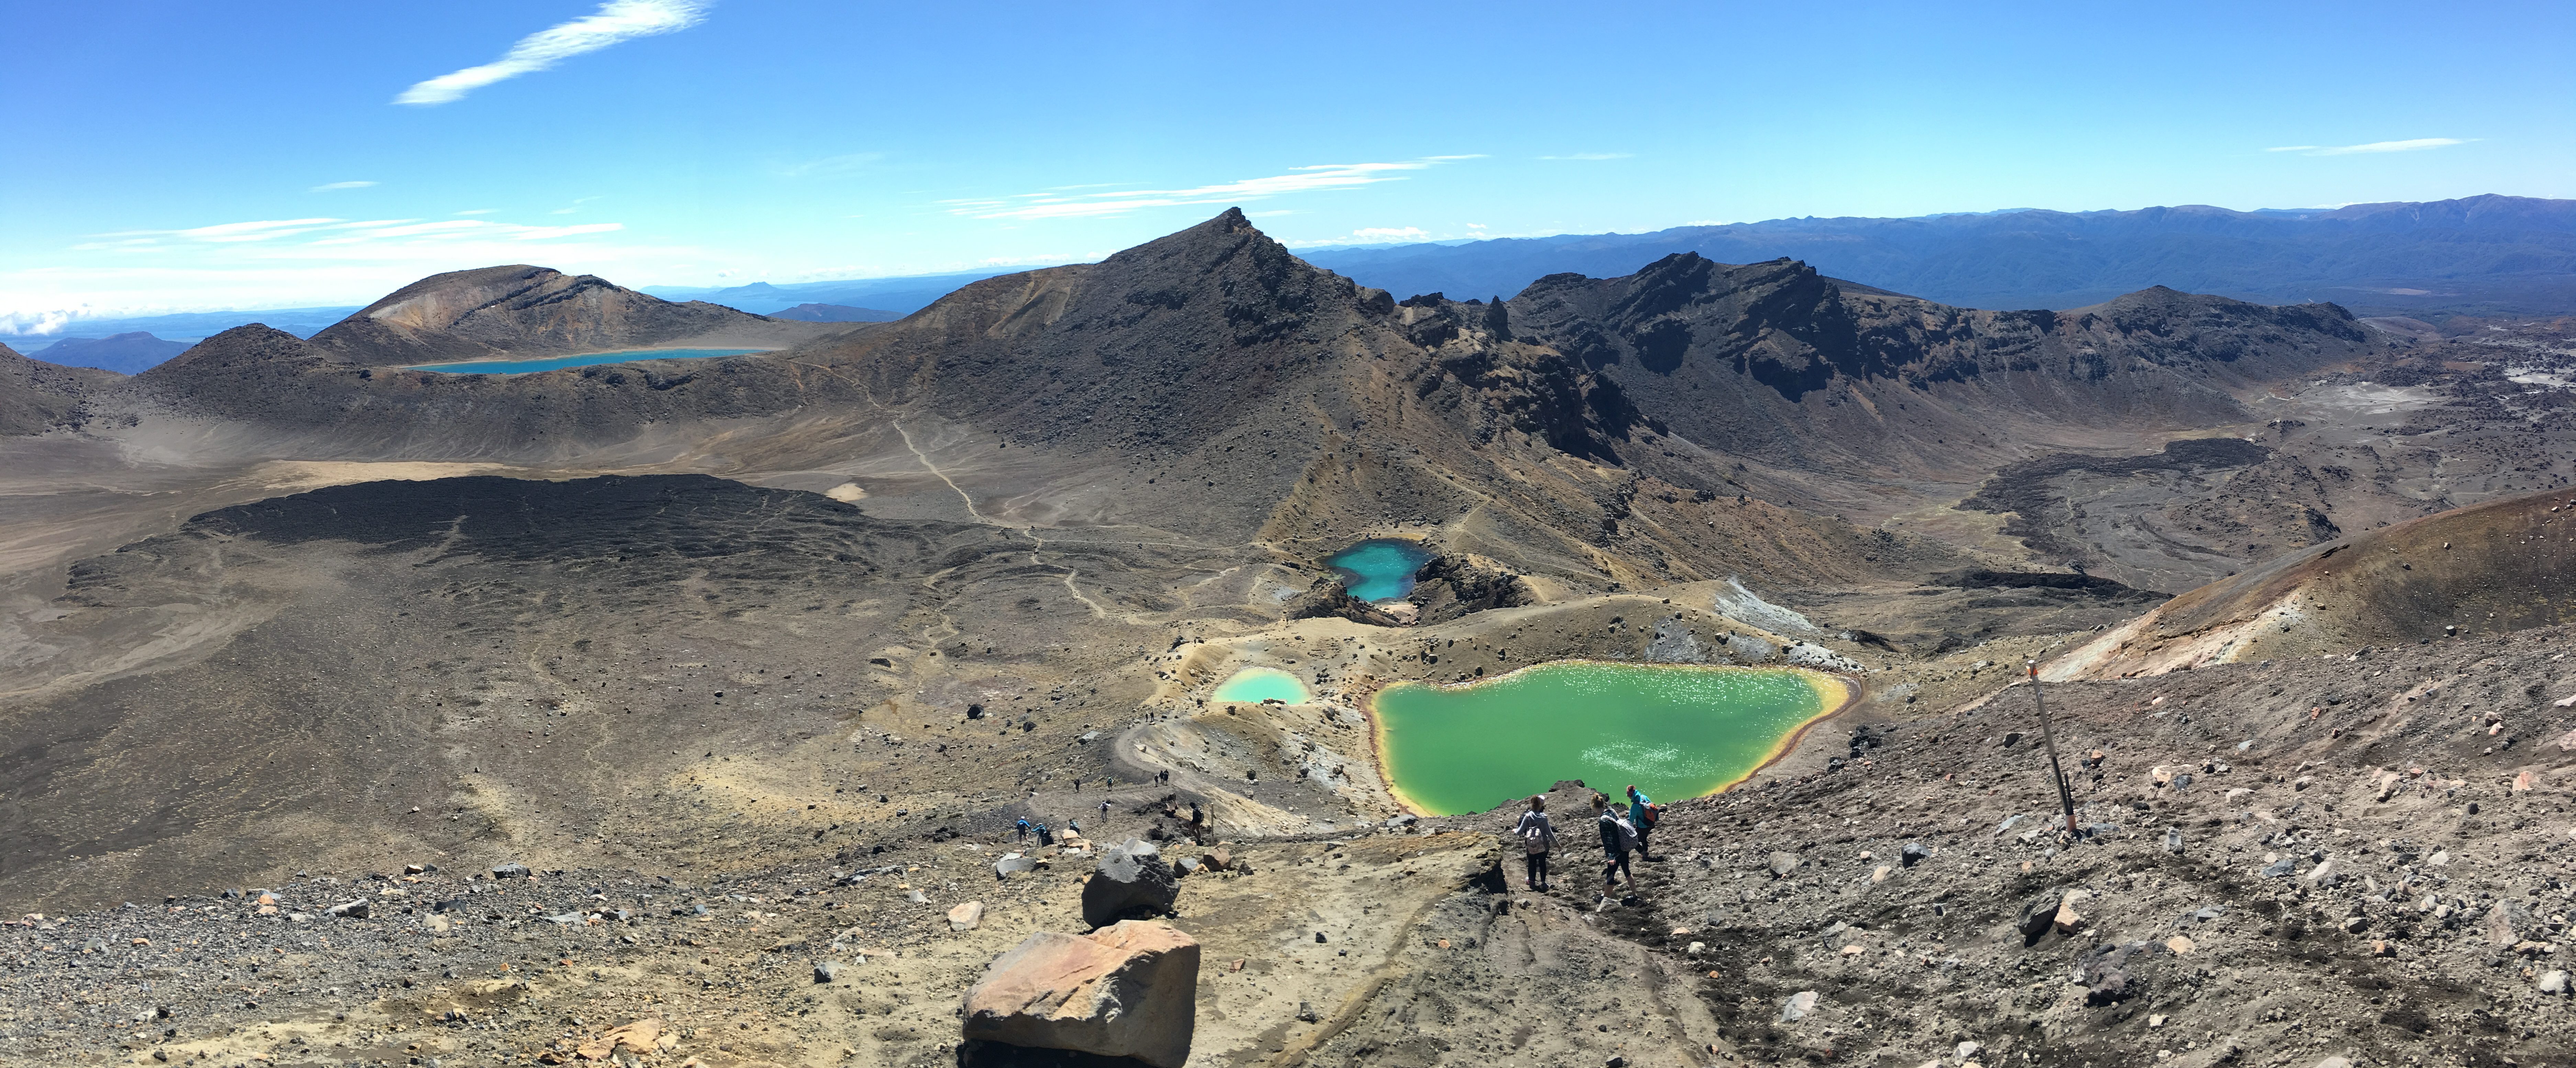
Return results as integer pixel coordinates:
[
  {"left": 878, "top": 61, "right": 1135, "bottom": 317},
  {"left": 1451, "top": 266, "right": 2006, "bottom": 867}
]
[{"left": 1626, "top": 784, "right": 1659, "bottom": 861}]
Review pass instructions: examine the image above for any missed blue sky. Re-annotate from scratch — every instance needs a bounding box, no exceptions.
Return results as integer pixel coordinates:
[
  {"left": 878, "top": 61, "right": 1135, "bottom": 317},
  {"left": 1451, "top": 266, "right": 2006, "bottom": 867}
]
[{"left": 3, "top": 0, "right": 2569, "bottom": 325}]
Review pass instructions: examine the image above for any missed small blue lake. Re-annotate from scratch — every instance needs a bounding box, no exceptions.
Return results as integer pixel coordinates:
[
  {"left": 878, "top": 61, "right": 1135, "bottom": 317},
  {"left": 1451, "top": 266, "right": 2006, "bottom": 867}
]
[
  {"left": 1326, "top": 539, "right": 1434, "bottom": 602},
  {"left": 406, "top": 348, "right": 769, "bottom": 375}
]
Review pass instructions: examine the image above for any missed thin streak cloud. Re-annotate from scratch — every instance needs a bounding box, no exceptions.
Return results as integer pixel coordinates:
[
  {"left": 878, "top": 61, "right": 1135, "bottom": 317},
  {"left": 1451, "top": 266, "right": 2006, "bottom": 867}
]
[
  {"left": 2264, "top": 138, "right": 2475, "bottom": 156},
  {"left": 309, "top": 181, "right": 377, "bottom": 192},
  {"left": 1539, "top": 152, "right": 1633, "bottom": 160},
  {"left": 948, "top": 158, "right": 1478, "bottom": 221},
  {"left": 395, "top": 0, "right": 709, "bottom": 106}
]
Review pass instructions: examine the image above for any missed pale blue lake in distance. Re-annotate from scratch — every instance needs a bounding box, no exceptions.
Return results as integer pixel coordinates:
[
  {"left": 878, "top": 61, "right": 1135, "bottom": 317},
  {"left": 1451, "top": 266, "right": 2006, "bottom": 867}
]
[{"left": 405, "top": 348, "right": 770, "bottom": 375}]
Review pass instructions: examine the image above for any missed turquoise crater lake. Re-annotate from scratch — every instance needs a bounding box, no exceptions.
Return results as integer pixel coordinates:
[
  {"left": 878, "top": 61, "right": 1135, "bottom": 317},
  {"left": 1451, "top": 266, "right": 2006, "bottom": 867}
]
[
  {"left": 406, "top": 348, "right": 769, "bottom": 375},
  {"left": 1326, "top": 539, "right": 1434, "bottom": 602},
  {"left": 1369, "top": 662, "right": 1853, "bottom": 816},
  {"left": 1210, "top": 667, "right": 1310, "bottom": 704}
]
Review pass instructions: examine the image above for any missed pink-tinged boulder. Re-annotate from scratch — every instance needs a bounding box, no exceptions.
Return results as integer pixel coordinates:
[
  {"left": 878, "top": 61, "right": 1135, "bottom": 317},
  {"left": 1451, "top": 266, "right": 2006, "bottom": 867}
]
[{"left": 961, "top": 920, "right": 1200, "bottom": 1068}]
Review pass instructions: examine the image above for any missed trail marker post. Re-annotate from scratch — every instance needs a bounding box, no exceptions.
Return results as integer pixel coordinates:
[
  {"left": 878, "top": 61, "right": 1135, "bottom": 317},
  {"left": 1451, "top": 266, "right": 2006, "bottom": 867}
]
[{"left": 2026, "top": 659, "right": 2078, "bottom": 835}]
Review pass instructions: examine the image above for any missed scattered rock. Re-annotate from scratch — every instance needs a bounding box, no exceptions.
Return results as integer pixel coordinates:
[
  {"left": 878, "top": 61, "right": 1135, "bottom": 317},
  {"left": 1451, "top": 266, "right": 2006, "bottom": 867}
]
[
  {"left": 2070, "top": 940, "right": 2157, "bottom": 1004},
  {"left": 2485, "top": 901, "right": 2534, "bottom": 947},
  {"left": 491, "top": 863, "right": 531, "bottom": 879},
  {"left": 2539, "top": 970, "right": 2570, "bottom": 995},
  {"left": 575, "top": 1018, "right": 662, "bottom": 1060},
  {"left": 326, "top": 900, "right": 368, "bottom": 919},
  {"left": 1779, "top": 990, "right": 1818, "bottom": 1022},
  {"left": 2052, "top": 890, "right": 2089, "bottom": 935},
  {"left": 948, "top": 901, "right": 985, "bottom": 932},
  {"left": 815, "top": 961, "right": 844, "bottom": 984},
  {"left": 1768, "top": 852, "right": 1801, "bottom": 877},
  {"left": 2015, "top": 890, "right": 2063, "bottom": 938},
  {"left": 1082, "top": 838, "right": 1181, "bottom": 929},
  {"left": 961, "top": 920, "right": 1200, "bottom": 1068},
  {"left": 1900, "top": 842, "right": 1929, "bottom": 867}
]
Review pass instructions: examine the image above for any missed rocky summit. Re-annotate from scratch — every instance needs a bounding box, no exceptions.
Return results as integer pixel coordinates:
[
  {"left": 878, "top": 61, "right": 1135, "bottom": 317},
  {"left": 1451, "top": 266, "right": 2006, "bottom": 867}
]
[{"left": 3, "top": 210, "right": 2575, "bottom": 1068}]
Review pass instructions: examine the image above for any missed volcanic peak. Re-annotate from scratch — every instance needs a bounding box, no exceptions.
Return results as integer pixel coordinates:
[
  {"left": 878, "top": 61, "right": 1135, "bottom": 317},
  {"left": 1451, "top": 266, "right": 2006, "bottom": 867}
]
[{"left": 306, "top": 264, "right": 807, "bottom": 366}]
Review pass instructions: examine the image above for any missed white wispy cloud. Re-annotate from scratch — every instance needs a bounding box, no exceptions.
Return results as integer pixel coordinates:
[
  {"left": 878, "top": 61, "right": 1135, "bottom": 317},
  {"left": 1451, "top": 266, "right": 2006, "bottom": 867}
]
[
  {"left": 780, "top": 152, "right": 886, "bottom": 179},
  {"left": 2265, "top": 138, "right": 2475, "bottom": 156},
  {"left": 77, "top": 217, "right": 625, "bottom": 252},
  {"left": 1539, "top": 152, "right": 1633, "bottom": 160},
  {"left": 395, "top": 0, "right": 709, "bottom": 106},
  {"left": 945, "top": 157, "right": 1480, "bottom": 221},
  {"left": 309, "top": 180, "right": 378, "bottom": 192}
]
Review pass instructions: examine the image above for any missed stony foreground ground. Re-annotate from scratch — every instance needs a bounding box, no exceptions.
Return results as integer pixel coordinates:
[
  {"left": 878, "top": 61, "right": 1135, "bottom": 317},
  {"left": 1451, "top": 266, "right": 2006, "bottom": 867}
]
[{"left": 10, "top": 625, "right": 2576, "bottom": 1068}]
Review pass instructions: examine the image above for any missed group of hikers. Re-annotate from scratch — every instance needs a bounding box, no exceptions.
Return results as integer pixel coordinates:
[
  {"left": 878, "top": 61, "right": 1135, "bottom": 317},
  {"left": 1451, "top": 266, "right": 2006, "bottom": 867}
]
[{"left": 1511, "top": 784, "right": 1661, "bottom": 898}]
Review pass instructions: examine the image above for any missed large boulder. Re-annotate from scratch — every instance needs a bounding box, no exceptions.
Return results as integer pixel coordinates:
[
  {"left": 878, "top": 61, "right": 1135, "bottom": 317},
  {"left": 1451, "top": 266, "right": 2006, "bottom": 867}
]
[
  {"left": 961, "top": 921, "right": 1201, "bottom": 1068},
  {"left": 1082, "top": 838, "right": 1179, "bottom": 929}
]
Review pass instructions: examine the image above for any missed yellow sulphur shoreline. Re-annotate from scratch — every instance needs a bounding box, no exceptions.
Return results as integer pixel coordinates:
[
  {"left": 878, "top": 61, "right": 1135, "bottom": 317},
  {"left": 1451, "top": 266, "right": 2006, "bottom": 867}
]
[{"left": 1365, "top": 660, "right": 1860, "bottom": 816}]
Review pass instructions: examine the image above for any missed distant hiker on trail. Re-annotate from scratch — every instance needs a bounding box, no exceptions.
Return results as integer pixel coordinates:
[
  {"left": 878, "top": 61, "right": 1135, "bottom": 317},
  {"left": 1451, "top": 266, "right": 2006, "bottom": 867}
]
[
  {"left": 1100, "top": 799, "right": 1112, "bottom": 818},
  {"left": 1036, "top": 823, "right": 1054, "bottom": 846},
  {"left": 1625, "top": 785, "right": 1661, "bottom": 860},
  {"left": 1513, "top": 795, "right": 1557, "bottom": 892},
  {"left": 1015, "top": 817, "right": 1031, "bottom": 842},
  {"left": 1594, "top": 794, "right": 1639, "bottom": 899}
]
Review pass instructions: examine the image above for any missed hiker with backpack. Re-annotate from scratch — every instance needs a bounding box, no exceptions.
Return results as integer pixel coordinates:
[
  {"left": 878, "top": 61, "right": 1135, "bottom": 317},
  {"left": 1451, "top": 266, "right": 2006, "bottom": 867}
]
[
  {"left": 1625, "top": 784, "right": 1662, "bottom": 861},
  {"left": 1512, "top": 795, "right": 1558, "bottom": 891},
  {"left": 1594, "top": 793, "right": 1639, "bottom": 898}
]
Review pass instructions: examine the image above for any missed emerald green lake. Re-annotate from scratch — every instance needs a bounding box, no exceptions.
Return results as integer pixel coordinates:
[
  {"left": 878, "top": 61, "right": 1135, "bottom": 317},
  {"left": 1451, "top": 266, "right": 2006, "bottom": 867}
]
[
  {"left": 1211, "top": 667, "right": 1310, "bottom": 704},
  {"left": 1326, "top": 539, "right": 1433, "bottom": 602},
  {"left": 1370, "top": 662, "right": 1848, "bottom": 815}
]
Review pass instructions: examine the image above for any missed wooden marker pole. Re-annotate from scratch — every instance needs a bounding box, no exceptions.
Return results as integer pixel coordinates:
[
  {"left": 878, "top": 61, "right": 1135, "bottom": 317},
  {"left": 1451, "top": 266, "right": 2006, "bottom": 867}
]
[{"left": 2026, "top": 660, "right": 2078, "bottom": 835}]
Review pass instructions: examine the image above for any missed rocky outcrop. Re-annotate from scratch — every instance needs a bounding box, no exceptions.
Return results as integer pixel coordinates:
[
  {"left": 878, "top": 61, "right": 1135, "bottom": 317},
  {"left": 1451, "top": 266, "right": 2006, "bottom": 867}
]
[
  {"left": 1504, "top": 253, "right": 2390, "bottom": 491},
  {"left": 1080, "top": 838, "right": 1179, "bottom": 929},
  {"left": 1411, "top": 553, "right": 1536, "bottom": 624},
  {"left": 1284, "top": 575, "right": 1407, "bottom": 627},
  {"left": 961, "top": 920, "right": 1200, "bottom": 1068}
]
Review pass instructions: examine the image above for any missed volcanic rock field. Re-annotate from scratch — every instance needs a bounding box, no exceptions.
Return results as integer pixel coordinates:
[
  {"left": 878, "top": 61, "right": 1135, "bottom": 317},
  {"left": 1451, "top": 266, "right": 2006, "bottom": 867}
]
[{"left": 3, "top": 213, "right": 2574, "bottom": 1068}]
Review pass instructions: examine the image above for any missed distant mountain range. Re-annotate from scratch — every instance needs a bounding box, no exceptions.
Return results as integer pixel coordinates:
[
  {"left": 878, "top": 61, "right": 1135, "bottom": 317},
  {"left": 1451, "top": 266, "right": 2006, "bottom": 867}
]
[
  {"left": 769, "top": 302, "right": 902, "bottom": 322},
  {"left": 1299, "top": 194, "right": 2576, "bottom": 318},
  {"left": 10, "top": 194, "right": 2565, "bottom": 375},
  {"left": 29, "top": 332, "right": 192, "bottom": 374},
  {"left": 638, "top": 271, "right": 1015, "bottom": 316}
]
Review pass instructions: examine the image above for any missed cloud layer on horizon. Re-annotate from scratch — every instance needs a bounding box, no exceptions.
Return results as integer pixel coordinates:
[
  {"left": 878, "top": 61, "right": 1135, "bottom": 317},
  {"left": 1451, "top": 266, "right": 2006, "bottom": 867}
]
[{"left": 396, "top": 0, "right": 709, "bottom": 106}]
